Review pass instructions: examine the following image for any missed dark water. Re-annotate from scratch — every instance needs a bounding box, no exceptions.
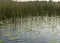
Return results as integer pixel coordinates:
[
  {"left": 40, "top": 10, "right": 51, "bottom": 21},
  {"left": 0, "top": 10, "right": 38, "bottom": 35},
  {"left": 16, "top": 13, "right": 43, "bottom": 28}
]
[{"left": 0, "top": 16, "right": 60, "bottom": 43}]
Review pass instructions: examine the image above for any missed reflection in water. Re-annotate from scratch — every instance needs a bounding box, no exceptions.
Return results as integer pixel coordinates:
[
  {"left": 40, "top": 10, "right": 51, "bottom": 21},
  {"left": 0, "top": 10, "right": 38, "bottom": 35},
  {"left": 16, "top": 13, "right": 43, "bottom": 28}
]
[{"left": 0, "top": 16, "right": 60, "bottom": 43}]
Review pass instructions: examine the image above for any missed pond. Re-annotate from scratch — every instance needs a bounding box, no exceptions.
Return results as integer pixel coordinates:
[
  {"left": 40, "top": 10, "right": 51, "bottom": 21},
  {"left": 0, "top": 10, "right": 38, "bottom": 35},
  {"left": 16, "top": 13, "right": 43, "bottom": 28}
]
[{"left": 0, "top": 16, "right": 60, "bottom": 43}]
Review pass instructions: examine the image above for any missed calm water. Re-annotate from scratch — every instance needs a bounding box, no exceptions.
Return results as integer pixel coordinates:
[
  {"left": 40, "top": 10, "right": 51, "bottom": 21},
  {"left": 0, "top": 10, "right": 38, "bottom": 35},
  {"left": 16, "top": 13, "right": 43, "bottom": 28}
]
[{"left": 0, "top": 16, "right": 60, "bottom": 43}]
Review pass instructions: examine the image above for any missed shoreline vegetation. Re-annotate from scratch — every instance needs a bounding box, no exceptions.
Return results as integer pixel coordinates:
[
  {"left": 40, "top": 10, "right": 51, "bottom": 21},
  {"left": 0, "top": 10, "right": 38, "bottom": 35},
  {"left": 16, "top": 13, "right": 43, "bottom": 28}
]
[{"left": 0, "top": 1, "right": 60, "bottom": 20}]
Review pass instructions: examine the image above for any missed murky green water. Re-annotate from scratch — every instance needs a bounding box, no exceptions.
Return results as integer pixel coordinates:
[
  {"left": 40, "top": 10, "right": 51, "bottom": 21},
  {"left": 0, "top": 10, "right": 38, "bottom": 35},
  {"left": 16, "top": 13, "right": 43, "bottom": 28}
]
[{"left": 0, "top": 16, "right": 60, "bottom": 43}]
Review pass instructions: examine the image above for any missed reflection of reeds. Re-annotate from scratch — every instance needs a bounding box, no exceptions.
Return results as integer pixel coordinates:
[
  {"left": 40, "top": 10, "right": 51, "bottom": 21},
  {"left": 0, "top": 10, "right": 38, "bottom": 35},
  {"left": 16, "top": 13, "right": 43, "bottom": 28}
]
[{"left": 20, "top": 16, "right": 59, "bottom": 32}]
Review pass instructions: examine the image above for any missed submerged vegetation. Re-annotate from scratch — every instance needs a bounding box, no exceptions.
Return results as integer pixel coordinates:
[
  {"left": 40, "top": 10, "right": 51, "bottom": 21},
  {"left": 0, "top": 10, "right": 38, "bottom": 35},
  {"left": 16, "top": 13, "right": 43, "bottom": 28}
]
[{"left": 0, "top": 1, "right": 60, "bottom": 20}]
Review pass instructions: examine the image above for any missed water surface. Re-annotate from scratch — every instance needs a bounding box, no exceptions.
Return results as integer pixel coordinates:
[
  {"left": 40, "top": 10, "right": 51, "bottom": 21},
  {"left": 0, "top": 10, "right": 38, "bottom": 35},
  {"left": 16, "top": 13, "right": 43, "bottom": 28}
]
[{"left": 0, "top": 16, "right": 60, "bottom": 43}]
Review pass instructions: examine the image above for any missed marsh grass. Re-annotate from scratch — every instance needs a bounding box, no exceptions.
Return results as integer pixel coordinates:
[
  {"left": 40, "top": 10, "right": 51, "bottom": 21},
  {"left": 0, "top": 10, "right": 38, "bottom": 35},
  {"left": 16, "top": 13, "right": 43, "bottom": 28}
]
[{"left": 0, "top": 1, "right": 60, "bottom": 20}]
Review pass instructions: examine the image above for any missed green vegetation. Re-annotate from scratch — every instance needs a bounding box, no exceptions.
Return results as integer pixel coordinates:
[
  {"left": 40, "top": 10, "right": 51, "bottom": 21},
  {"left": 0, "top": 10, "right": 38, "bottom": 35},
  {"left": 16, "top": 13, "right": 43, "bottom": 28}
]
[
  {"left": 8, "top": 37, "right": 19, "bottom": 40},
  {"left": 0, "top": 40, "right": 3, "bottom": 42},
  {"left": 4, "top": 32, "right": 19, "bottom": 37},
  {"left": 0, "top": 1, "right": 60, "bottom": 20}
]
